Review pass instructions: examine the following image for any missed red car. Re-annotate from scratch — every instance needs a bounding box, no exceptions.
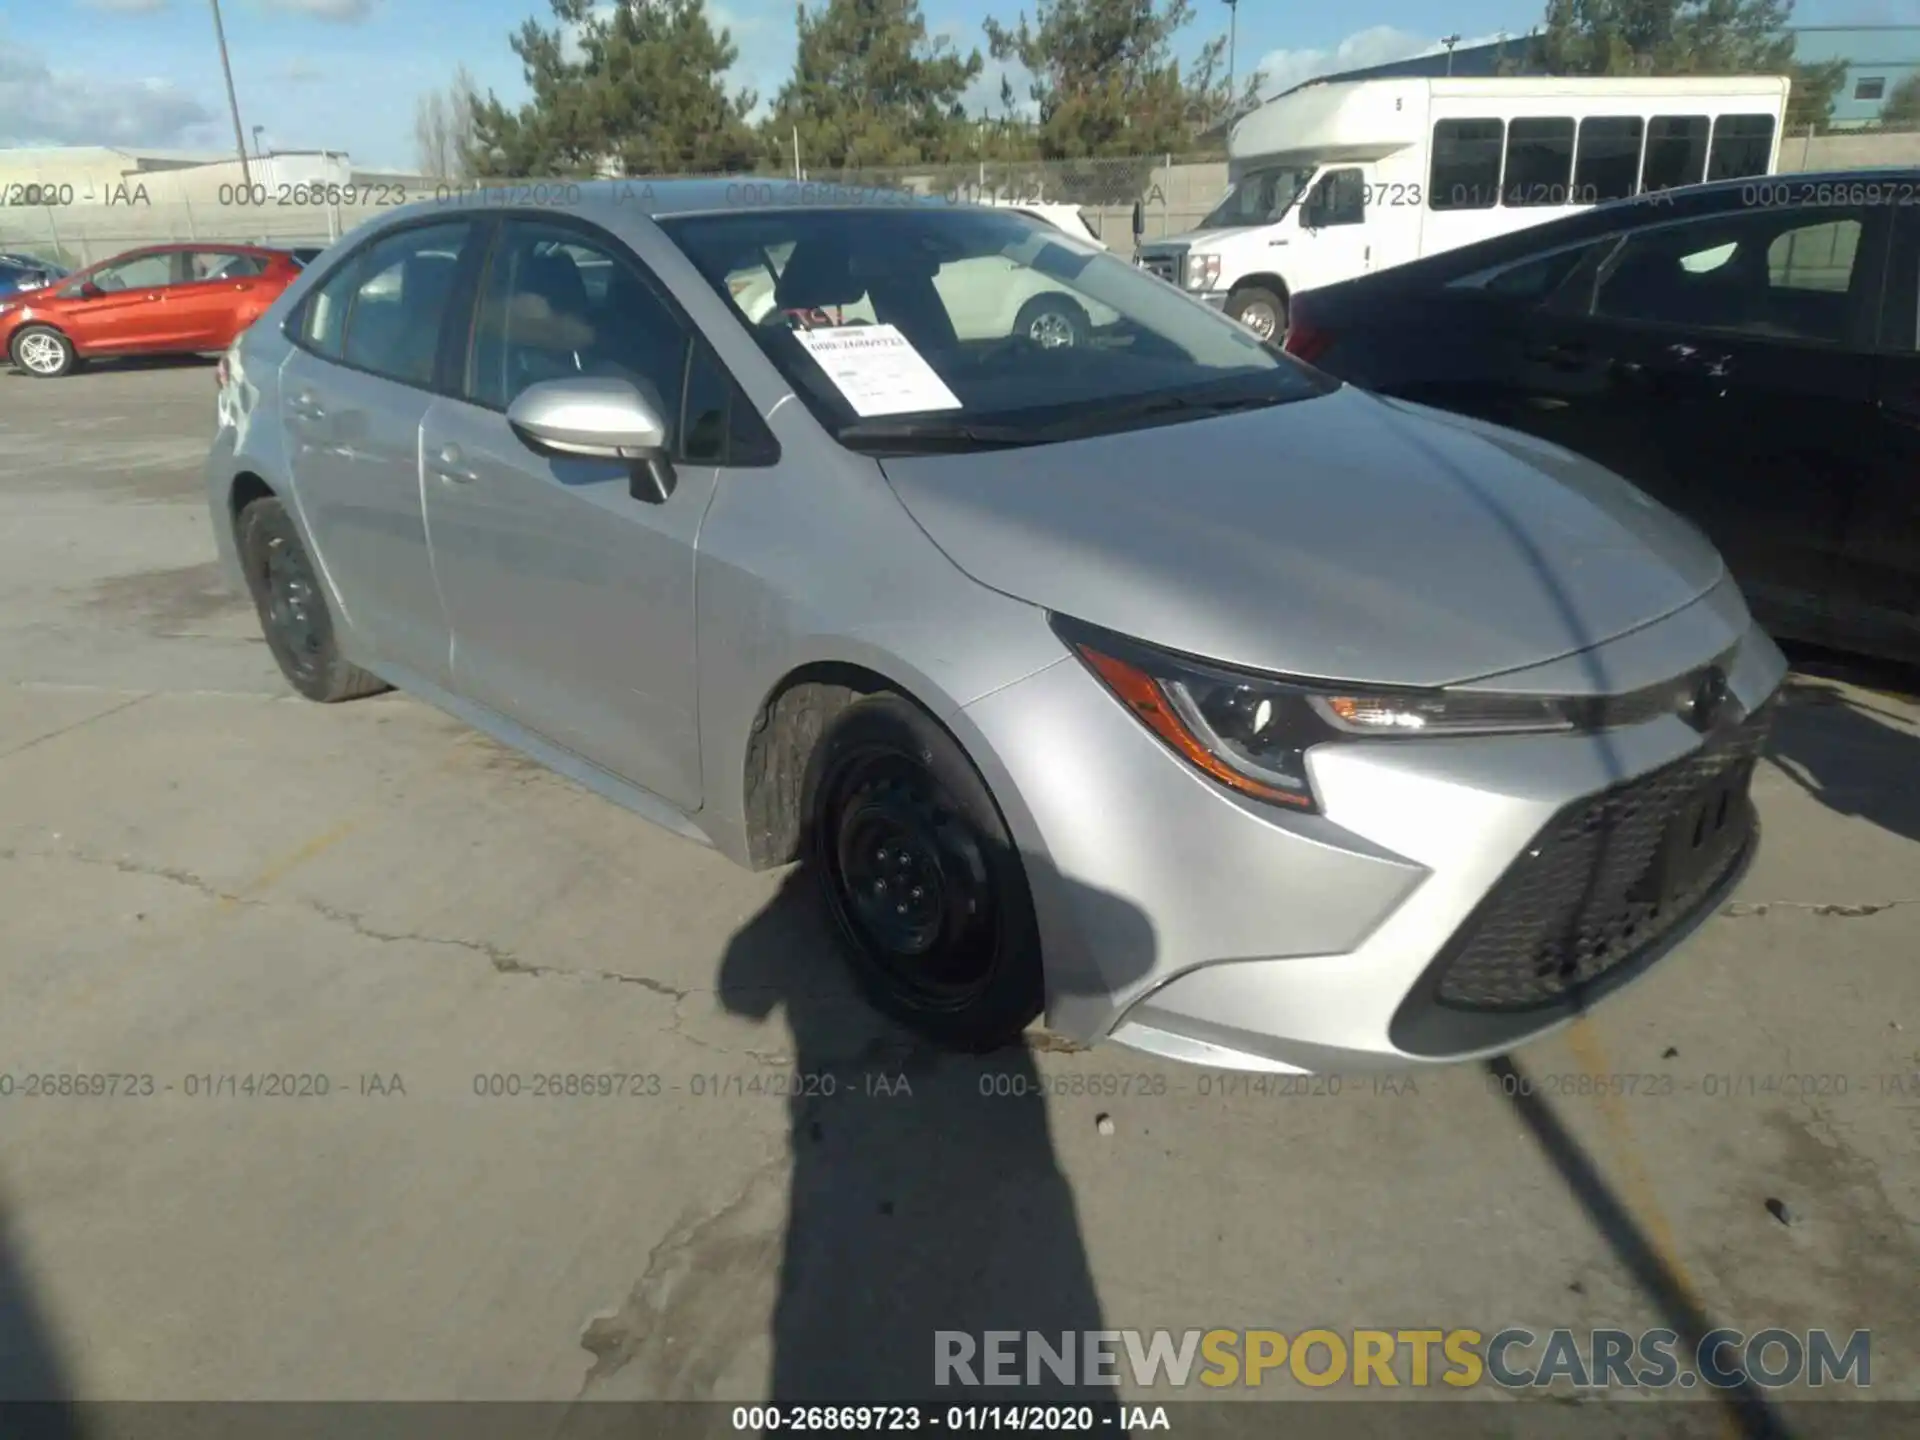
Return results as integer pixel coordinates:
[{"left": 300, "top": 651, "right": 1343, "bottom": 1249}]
[{"left": 0, "top": 243, "right": 302, "bottom": 379}]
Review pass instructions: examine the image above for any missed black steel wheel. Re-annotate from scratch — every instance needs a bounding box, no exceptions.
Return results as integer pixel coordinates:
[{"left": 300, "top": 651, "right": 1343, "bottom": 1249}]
[
  {"left": 805, "top": 694, "right": 1043, "bottom": 1050},
  {"left": 237, "top": 496, "right": 388, "bottom": 703}
]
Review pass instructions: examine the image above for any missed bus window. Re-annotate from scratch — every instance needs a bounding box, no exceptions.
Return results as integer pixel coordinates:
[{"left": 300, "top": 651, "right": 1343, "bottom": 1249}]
[
  {"left": 1642, "top": 116, "right": 1710, "bottom": 193},
  {"left": 1503, "top": 117, "right": 1576, "bottom": 206},
  {"left": 1430, "top": 119, "right": 1505, "bottom": 211},
  {"left": 1574, "top": 117, "right": 1643, "bottom": 203},
  {"left": 1708, "top": 114, "right": 1775, "bottom": 181}
]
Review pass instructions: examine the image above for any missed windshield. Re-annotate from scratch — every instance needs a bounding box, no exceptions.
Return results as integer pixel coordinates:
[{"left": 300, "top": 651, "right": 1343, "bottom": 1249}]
[
  {"left": 1197, "top": 166, "right": 1318, "bottom": 231},
  {"left": 660, "top": 205, "right": 1329, "bottom": 451}
]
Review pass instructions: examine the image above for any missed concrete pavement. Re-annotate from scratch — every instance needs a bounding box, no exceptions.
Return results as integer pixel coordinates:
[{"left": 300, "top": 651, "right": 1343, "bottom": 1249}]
[{"left": 0, "top": 360, "right": 1914, "bottom": 1418}]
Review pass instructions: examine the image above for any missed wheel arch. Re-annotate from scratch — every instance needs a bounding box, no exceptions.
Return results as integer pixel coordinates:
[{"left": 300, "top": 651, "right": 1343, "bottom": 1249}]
[
  {"left": 1228, "top": 272, "right": 1291, "bottom": 305},
  {"left": 738, "top": 656, "right": 1028, "bottom": 874},
  {"left": 7, "top": 320, "right": 75, "bottom": 367}
]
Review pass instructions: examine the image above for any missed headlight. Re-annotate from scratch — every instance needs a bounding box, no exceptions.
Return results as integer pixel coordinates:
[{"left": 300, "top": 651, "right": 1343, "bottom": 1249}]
[
  {"left": 1053, "top": 616, "right": 1611, "bottom": 814},
  {"left": 1185, "top": 253, "right": 1221, "bottom": 291}
]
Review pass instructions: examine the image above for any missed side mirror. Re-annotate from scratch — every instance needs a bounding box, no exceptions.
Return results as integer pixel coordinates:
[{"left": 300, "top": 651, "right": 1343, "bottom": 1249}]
[
  {"left": 72, "top": 280, "right": 103, "bottom": 300},
  {"left": 506, "top": 376, "right": 677, "bottom": 503}
]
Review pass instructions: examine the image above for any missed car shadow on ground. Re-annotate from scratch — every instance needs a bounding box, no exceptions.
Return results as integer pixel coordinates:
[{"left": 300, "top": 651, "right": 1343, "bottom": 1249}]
[
  {"left": 1763, "top": 656, "right": 1920, "bottom": 851},
  {"left": 3, "top": 354, "right": 218, "bottom": 381},
  {"left": 0, "top": 1193, "right": 85, "bottom": 1438},
  {"left": 709, "top": 870, "right": 1139, "bottom": 1423}
]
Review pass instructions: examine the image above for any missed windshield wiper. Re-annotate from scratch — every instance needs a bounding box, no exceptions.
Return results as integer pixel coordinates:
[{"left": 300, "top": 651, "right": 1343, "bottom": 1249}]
[{"left": 836, "top": 416, "right": 1041, "bottom": 451}]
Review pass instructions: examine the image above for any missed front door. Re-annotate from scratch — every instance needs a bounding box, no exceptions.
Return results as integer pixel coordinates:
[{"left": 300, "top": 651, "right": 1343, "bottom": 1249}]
[
  {"left": 278, "top": 218, "right": 481, "bottom": 687},
  {"left": 1289, "top": 166, "right": 1369, "bottom": 292},
  {"left": 1840, "top": 204, "right": 1920, "bottom": 664},
  {"left": 421, "top": 215, "right": 715, "bottom": 810},
  {"left": 1505, "top": 202, "right": 1889, "bottom": 650},
  {"left": 57, "top": 250, "right": 177, "bottom": 353}
]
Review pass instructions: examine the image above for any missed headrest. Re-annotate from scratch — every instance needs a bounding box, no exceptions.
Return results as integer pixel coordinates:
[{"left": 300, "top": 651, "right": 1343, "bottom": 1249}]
[{"left": 775, "top": 242, "right": 867, "bottom": 310}]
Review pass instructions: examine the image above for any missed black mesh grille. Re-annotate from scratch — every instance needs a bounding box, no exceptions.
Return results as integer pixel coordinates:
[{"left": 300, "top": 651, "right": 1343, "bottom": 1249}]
[{"left": 1431, "top": 704, "right": 1773, "bottom": 1014}]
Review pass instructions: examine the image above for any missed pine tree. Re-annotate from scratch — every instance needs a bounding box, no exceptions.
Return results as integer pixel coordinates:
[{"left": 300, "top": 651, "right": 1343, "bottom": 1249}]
[
  {"left": 763, "top": 0, "right": 983, "bottom": 169},
  {"left": 469, "top": 0, "right": 759, "bottom": 178}
]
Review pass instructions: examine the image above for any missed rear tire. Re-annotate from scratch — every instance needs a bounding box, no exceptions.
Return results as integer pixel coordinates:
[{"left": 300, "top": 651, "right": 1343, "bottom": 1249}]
[
  {"left": 804, "top": 694, "right": 1044, "bottom": 1051},
  {"left": 9, "top": 325, "right": 74, "bottom": 378},
  {"left": 1227, "top": 285, "right": 1287, "bottom": 343},
  {"left": 236, "top": 496, "right": 389, "bottom": 703}
]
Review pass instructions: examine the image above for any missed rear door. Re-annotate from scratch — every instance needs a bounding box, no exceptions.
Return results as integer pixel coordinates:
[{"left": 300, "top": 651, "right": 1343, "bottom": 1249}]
[
  {"left": 169, "top": 248, "right": 273, "bottom": 348},
  {"left": 55, "top": 250, "right": 178, "bottom": 353},
  {"left": 278, "top": 218, "right": 483, "bottom": 687},
  {"left": 1507, "top": 202, "right": 1890, "bottom": 649},
  {"left": 1843, "top": 201, "right": 1920, "bottom": 664}
]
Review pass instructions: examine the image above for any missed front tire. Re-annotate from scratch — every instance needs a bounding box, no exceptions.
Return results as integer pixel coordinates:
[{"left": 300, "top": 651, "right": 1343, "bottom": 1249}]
[
  {"left": 9, "top": 325, "right": 75, "bottom": 378},
  {"left": 804, "top": 694, "right": 1044, "bottom": 1051},
  {"left": 1014, "top": 293, "right": 1090, "bottom": 349},
  {"left": 1227, "top": 284, "right": 1287, "bottom": 342},
  {"left": 236, "top": 496, "right": 389, "bottom": 703}
]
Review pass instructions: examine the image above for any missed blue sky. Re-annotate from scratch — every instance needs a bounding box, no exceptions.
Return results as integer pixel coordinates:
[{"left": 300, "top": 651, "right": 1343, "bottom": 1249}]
[{"left": 2, "top": 0, "right": 1913, "bottom": 169}]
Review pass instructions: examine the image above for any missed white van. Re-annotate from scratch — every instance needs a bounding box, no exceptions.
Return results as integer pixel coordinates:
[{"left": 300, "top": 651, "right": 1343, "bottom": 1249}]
[{"left": 1139, "top": 74, "right": 1792, "bottom": 339}]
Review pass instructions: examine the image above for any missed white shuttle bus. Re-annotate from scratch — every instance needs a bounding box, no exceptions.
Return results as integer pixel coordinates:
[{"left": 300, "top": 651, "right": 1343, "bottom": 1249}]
[{"left": 1138, "top": 74, "right": 1791, "bottom": 340}]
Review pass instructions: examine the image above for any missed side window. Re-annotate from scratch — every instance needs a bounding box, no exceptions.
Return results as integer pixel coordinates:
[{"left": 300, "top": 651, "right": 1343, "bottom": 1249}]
[
  {"left": 1767, "top": 218, "right": 1861, "bottom": 294},
  {"left": 1592, "top": 208, "right": 1867, "bottom": 343},
  {"left": 1641, "top": 116, "right": 1710, "bottom": 194},
  {"left": 1574, "top": 117, "right": 1643, "bottom": 204},
  {"left": 186, "top": 250, "right": 262, "bottom": 282},
  {"left": 298, "top": 254, "right": 363, "bottom": 359},
  {"left": 1480, "top": 242, "right": 1614, "bottom": 300},
  {"left": 1430, "top": 119, "right": 1505, "bottom": 212},
  {"left": 1307, "top": 167, "right": 1365, "bottom": 226},
  {"left": 338, "top": 221, "right": 474, "bottom": 388},
  {"left": 1502, "top": 117, "right": 1575, "bottom": 207},
  {"left": 1707, "top": 114, "right": 1775, "bottom": 182},
  {"left": 87, "top": 253, "right": 174, "bottom": 292},
  {"left": 467, "top": 220, "right": 689, "bottom": 448},
  {"left": 681, "top": 342, "right": 730, "bottom": 463},
  {"left": 1882, "top": 211, "right": 1919, "bottom": 351}
]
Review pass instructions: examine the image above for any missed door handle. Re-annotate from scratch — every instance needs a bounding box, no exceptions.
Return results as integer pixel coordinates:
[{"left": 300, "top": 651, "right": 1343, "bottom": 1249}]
[{"left": 431, "top": 442, "right": 477, "bottom": 484}]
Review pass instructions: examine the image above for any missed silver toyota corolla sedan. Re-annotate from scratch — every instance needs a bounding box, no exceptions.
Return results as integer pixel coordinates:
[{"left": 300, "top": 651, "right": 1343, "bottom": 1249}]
[{"left": 204, "top": 180, "right": 1786, "bottom": 1073}]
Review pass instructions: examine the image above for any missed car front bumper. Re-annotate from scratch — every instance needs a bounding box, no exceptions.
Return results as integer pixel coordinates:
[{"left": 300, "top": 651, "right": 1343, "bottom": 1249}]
[{"left": 956, "top": 577, "right": 1787, "bottom": 1073}]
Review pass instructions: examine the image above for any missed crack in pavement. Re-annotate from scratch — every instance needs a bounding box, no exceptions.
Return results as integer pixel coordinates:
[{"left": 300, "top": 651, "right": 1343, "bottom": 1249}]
[
  {"left": 0, "top": 691, "right": 152, "bottom": 763},
  {"left": 576, "top": 1150, "right": 789, "bottom": 1397},
  {"left": 0, "top": 841, "right": 858, "bottom": 1063},
  {"left": 1723, "top": 899, "right": 1918, "bottom": 919}
]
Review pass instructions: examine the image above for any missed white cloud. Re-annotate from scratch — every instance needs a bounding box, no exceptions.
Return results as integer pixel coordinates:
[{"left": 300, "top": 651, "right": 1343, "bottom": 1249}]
[
  {"left": 257, "top": 0, "right": 375, "bottom": 22},
  {"left": 80, "top": 0, "right": 169, "bottom": 12},
  {"left": 279, "top": 59, "right": 324, "bottom": 85},
  {"left": 0, "top": 48, "right": 215, "bottom": 147},
  {"left": 1250, "top": 26, "right": 1511, "bottom": 100}
]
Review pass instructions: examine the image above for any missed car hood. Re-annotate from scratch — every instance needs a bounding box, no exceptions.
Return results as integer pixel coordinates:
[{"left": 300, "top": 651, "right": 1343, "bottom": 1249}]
[
  {"left": 878, "top": 387, "right": 1726, "bottom": 688},
  {"left": 1139, "top": 226, "right": 1258, "bottom": 253}
]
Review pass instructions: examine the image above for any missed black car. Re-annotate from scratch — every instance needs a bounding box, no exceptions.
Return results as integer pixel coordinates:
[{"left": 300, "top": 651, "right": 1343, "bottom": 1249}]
[{"left": 1286, "top": 168, "right": 1920, "bottom": 667}]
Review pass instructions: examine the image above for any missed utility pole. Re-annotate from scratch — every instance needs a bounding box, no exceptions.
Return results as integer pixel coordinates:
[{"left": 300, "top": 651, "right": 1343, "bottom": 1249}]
[
  {"left": 209, "top": 0, "right": 252, "bottom": 188},
  {"left": 1224, "top": 0, "right": 1240, "bottom": 119},
  {"left": 1442, "top": 33, "right": 1461, "bottom": 77}
]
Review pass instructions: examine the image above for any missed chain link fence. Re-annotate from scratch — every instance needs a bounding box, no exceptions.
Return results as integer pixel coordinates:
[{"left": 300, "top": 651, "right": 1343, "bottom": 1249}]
[
  {"left": 4, "top": 126, "right": 1917, "bottom": 270},
  {"left": 0, "top": 155, "right": 1222, "bottom": 268}
]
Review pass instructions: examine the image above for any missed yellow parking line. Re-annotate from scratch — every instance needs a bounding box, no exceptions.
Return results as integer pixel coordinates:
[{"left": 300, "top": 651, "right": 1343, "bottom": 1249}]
[
  {"left": 216, "top": 816, "right": 363, "bottom": 912},
  {"left": 1567, "top": 1017, "right": 1741, "bottom": 1440}
]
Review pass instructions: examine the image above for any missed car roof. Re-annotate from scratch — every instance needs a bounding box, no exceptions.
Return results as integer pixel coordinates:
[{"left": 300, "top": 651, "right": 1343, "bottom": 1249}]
[
  {"left": 389, "top": 176, "right": 983, "bottom": 227},
  {"left": 1325, "top": 166, "right": 1920, "bottom": 294}
]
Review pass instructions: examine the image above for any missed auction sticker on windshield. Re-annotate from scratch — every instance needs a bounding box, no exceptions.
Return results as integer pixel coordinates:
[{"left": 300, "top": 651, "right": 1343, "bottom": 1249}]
[{"left": 794, "top": 324, "right": 962, "bottom": 417}]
